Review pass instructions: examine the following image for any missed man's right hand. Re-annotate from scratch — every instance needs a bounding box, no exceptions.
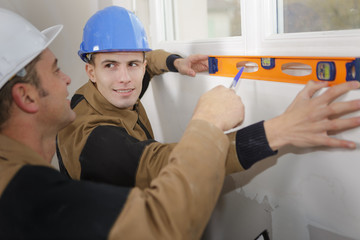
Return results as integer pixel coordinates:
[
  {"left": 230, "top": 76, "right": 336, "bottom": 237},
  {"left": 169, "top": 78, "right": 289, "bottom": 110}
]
[
  {"left": 192, "top": 86, "right": 244, "bottom": 131},
  {"left": 264, "top": 80, "right": 360, "bottom": 150}
]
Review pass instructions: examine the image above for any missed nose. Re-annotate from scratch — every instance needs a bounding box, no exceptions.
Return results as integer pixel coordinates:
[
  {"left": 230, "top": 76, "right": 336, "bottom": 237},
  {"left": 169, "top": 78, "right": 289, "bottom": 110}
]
[
  {"left": 118, "top": 65, "right": 131, "bottom": 84},
  {"left": 62, "top": 71, "right": 71, "bottom": 85}
]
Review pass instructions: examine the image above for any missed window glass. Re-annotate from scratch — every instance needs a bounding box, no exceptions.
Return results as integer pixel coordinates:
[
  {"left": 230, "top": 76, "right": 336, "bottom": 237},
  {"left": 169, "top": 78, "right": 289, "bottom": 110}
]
[
  {"left": 207, "top": 0, "right": 241, "bottom": 38},
  {"left": 278, "top": 0, "right": 360, "bottom": 33},
  {"left": 164, "top": 0, "right": 241, "bottom": 41}
]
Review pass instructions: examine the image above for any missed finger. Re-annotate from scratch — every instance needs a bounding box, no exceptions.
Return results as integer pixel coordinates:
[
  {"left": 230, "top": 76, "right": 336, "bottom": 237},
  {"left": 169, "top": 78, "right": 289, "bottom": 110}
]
[
  {"left": 285, "top": 81, "right": 328, "bottom": 112},
  {"left": 187, "top": 69, "right": 196, "bottom": 77},
  {"left": 327, "top": 116, "right": 360, "bottom": 135},
  {"left": 311, "top": 135, "right": 357, "bottom": 149},
  {"left": 328, "top": 99, "right": 360, "bottom": 119},
  {"left": 190, "top": 59, "right": 209, "bottom": 68},
  {"left": 315, "top": 81, "right": 360, "bottom": 105},
  {"left": 312, "top": 99, "right": 360, "bottom": 121},
  {"left": 193, "top": 64, "right": 209, "bottom": 73},
  {"left": 298, "top": 80, "right": 329, "bottom": 99},
  {"left": 189, "top": 54, "right": 209, "bottom": 62}
]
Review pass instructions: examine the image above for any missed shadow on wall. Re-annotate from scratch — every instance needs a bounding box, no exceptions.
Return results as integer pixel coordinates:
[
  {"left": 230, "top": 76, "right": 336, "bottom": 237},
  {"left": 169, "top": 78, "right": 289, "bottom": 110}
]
[
  {"left": 220, "top": 144, "right": 312, "bottom": 195},
  {"left": 308, "top": 225, "right": 357, "bottom": 240},
  {"left": 201, "top": 144, "right": 343, "bottom": 240},
  {"left": 201, "top": 187, "right": 273, "bottom": 240}
]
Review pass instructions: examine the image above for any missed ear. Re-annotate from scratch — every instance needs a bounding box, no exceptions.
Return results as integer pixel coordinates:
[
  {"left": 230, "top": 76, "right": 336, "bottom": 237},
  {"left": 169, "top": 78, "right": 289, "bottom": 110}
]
[
  {"left": 85, "top": 63, "right": 96, "bottom": 83},
  {"left": 143, "top": 60, "right": 147, "bottom": 75},
  {"left": 12, "top": 83, "right": 39, "bottom": 113}
]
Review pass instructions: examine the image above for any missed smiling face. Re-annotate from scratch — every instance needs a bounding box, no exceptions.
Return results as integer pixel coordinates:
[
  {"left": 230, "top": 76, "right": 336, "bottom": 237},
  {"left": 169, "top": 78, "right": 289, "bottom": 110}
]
[{"left": 86, "top": 52, "right": 147, "bottom": 109}]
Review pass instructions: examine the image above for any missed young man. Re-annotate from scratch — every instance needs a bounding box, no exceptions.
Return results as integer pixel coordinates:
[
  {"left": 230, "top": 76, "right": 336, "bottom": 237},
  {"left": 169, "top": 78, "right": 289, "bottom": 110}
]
[
  {"left": 0, "top": 8, "right": 245, "bottom": 239},
  {"left": 57, "top": 6, "right": 360, "bottom": 189}
]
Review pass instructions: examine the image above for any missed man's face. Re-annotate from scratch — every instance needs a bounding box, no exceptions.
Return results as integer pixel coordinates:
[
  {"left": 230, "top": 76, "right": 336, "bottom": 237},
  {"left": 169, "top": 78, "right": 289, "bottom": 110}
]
[
  {"left": 35, "top": 48, "right": 76, "bottom": 131},
  {"left": 86, "top": 52, "right": 146, "bottom": 109}
]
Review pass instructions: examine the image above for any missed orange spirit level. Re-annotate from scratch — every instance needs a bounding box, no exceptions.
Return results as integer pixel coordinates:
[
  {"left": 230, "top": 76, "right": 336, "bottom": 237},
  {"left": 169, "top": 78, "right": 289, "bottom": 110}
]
[{"left": 208, "top": 56, "right": 360, "bottom": 86}]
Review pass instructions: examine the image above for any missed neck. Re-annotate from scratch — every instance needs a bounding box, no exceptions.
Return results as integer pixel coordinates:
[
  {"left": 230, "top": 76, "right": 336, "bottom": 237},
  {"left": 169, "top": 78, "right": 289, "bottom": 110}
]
[{"left": 2, "top": 120, "right": 56, "bottom": 163}]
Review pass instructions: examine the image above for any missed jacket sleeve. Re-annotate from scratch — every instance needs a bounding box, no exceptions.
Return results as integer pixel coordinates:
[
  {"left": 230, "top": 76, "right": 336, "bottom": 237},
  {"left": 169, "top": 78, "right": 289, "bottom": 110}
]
[
  {"left": 140, "top": 49, "right": 182, "bottom": 99},
  {"left": 108, "top": 119, "right": 229, "bottom": 240},
  {"left": 79, "top": 120, "right": 276, "bottom": 189},
  {"left": 224, "top": 121, "right": 278, "bottom": 174},
  {"left": 145, "top": 49, "right": 182, "bottom": 78}
]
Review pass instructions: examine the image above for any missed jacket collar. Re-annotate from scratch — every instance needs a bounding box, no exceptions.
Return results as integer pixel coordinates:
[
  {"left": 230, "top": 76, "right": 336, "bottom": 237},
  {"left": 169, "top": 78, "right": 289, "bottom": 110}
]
[
  {"left": 77, "top": 81, "right": 140, "bottom": 129},
  {"left": 0, "top": 134, "right": 50, "bottom": 167}
]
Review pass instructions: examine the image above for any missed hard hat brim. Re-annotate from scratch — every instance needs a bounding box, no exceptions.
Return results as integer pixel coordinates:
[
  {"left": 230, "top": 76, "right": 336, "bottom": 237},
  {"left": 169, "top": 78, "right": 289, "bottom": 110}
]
[
  {"left": 0, "top": 25, "right": 63, "bottom": 89},
  {"left": 41, "top": 25, "right": 63, "bottom": 51}
]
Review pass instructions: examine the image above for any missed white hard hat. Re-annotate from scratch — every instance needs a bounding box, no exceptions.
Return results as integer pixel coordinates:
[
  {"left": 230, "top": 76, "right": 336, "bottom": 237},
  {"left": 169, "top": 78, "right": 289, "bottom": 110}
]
[{"left": 0, "top": 8, "right": 63, "bottom": 89}]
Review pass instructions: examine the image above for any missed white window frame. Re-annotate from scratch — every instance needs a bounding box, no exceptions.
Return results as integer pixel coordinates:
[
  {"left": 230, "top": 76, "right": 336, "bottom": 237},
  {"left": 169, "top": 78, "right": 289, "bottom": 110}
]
[
  {"left": 262, "top": 0, "right": 360, "bottom": 56},
  {"left": 149, "top": 0, "right": 245, "bottom": 55},
  {"left": 149, "top": 0, "right": 360, "bottom": 57}
]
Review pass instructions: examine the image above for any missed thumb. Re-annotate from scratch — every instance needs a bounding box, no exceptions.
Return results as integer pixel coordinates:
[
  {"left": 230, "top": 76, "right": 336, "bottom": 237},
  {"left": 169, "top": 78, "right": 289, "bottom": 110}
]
[{"left": 187, "top": 69, "right": 196, "bottom": 77}]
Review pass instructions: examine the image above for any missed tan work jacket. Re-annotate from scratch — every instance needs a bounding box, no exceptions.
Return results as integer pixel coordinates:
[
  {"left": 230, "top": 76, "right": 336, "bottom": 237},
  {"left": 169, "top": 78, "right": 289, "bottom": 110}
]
[
  {"left": 0, "top": 120, "right": 230, "bottom": 239},
  {"left": 57, "top": 49, "right": 243, "bottom": 189},
  {"left": 57, "top": 81, "right": 243, "bottom": 188}
]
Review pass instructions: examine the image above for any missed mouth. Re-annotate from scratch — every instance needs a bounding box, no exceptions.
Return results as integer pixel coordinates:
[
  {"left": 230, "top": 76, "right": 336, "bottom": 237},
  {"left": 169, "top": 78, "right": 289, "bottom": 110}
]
[{"left": 114, "top": 88, "right": 135, "bottom": 93}]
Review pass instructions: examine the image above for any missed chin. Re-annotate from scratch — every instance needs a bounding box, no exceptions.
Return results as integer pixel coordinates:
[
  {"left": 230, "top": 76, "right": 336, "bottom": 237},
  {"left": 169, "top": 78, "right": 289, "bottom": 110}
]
[
  {"left": 113, "top": 99, "right": 137, "bottom": 109},
  {"left": 65, "top": 110, "right": 76, "bottom": 124}
]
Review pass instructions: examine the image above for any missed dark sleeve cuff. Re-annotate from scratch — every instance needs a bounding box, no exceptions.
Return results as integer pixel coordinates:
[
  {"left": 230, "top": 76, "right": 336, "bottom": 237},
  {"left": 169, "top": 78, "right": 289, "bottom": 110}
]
[
  {"left": 235, "top": 121, "right": 277, "bottom": 169},
  {"left": 166, "top": 54, "right": 182, "bottom": 72}
]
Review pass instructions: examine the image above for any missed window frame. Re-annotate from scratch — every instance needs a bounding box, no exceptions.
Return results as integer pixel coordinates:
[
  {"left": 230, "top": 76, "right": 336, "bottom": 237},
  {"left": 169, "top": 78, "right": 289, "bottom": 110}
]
[
  {"left": 264, "top": 0, "right": 360, "bottom": 56},
  {"left": 149, "top": 0, "right": 360, "bottom": 57}
]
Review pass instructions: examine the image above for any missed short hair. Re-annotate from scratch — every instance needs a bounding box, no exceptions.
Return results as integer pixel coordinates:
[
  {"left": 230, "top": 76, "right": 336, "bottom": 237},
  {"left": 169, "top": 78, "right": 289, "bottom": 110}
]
[{"left": 0, "top": 54, "right": 42, "bottom": 130}]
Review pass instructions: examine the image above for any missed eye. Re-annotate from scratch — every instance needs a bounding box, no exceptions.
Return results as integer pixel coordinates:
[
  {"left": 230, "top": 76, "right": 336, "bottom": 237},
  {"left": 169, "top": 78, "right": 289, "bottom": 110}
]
[
  {"left": 54, "top": 68, "right": 61, "bottom": 75},
  {"left": 105, "top": 63, "right": 115, "bottom": 68},
  {"left": 129, "top": 62, "right": 140, "bottom": 67}
]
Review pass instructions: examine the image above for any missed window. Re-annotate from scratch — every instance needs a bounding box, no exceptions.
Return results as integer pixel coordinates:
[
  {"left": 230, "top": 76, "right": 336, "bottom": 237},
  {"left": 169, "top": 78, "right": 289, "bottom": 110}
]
[
  {"left": 162, "top": 0, "right": 241, "bottom": 41},
  {"left": 278, "top": 0, "right": 360, "bottom": 33},
  {"left": 151, "top": 0, "right": 360, "bottom": 57},
  {"left": 207, "top": 0, "right": 241, "bottom": 38}
]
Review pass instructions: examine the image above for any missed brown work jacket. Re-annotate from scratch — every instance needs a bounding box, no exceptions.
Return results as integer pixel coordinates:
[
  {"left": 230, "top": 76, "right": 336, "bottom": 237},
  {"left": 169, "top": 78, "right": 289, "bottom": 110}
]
[
  {"left": 0, "top": 120, "right": 230, "bottom": 239},
  {"left": 57, "top": 81, "right": 243, "bottom": 189},
  {"left": 57, "top": 49, "right": 245, "bottom": 188}
]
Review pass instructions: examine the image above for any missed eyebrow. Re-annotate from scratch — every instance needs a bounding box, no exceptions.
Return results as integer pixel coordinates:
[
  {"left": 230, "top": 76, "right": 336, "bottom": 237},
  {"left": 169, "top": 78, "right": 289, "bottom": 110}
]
[
  {"left": 100, "top": 58, "right": 144, "bottom": 65},
  {"left": 101, "top": 59, "right": 118, "bottom": 65}
]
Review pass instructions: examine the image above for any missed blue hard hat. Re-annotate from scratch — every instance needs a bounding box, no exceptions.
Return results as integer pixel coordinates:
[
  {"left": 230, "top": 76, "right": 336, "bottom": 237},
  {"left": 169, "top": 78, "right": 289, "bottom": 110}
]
[{"left": 78, "top": 6, "right": 151, "bottom": 62}]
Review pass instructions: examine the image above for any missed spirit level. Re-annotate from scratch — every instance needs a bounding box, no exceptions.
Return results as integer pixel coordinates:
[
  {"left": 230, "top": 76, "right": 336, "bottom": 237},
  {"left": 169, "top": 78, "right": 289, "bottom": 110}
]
[{"left": 208, "top": 56, "right": 360, "bottom": 85}]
